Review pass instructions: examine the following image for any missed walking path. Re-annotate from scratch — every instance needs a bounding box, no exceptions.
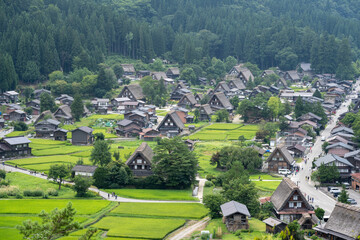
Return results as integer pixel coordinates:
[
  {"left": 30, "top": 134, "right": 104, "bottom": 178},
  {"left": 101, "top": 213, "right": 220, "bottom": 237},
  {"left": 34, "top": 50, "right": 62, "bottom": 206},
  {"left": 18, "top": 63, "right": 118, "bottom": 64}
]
[
  {"left": 167, "top": 217, "right": 211, "bottom": 240},
  {"left": 2, "top": 163, "right": 205, "bottom": 203}
]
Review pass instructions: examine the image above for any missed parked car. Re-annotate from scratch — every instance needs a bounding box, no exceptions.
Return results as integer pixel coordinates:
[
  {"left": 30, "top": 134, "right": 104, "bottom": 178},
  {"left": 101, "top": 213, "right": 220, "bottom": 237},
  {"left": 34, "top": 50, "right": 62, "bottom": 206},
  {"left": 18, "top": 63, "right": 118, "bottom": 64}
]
[
  {"left": 348, "top": 198, "right": 357, "bottom": 205},
  {"left": 278, "top": 169, "right": 291, "bottom": 175},
  {"left": 321, "top": 136, "right": 325, "bottom": 141},
  {"left": 342, "top": 182, "right": 350, "bottom": 189},
  {"left": 329, "top": 187, "right": 341, "bottom": 194},
  {"left": 327, "top": 186, "right": 335, "bottom": 191}
]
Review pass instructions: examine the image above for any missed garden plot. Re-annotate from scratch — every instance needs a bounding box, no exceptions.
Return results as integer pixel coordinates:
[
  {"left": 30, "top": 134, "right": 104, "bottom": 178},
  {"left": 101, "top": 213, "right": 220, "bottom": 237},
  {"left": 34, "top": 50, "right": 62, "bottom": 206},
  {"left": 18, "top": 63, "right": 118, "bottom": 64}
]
[
  {"left": 188, "top": 124, "right": 258, "bottom": 141},
  {"left": 104, "top": 188, "right": 196, "bottom": 201},
  {"left": 110, "top": 202, "right": 207, "bottom": 219},
  {"left": 94, "top": 216, "right": 185, "bottom": 239}
]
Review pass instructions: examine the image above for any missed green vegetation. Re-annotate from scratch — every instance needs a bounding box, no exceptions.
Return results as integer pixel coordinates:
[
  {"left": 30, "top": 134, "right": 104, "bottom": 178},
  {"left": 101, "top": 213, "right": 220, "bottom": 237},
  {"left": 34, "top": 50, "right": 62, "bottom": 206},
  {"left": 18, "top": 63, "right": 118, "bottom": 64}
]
[
  {"left": 87, "top": 114, "right": 124, "bottom": 120},
  {"left": 94, "top": 216, "right": 185, "bottom": 239},
  {"left": 110, "top": 202, "right": 208, "bottom": 219},
  {"left": 188, "top": 124, "right": 258, "bottom": 141},
  {"left": 6, "top": 172, "right": 76, "bottom": 198},
  {"left": 0, "top": 199, "right": 110, "bottom": 214},
  {"left": 103, "top": 188, "right": 196, "bottom": 201},
  {"left": 205, "top": 218, "right": 268, "bottom": 240},
  {"left": 253, "top": 180, "right": 281, "bottom": 192}
]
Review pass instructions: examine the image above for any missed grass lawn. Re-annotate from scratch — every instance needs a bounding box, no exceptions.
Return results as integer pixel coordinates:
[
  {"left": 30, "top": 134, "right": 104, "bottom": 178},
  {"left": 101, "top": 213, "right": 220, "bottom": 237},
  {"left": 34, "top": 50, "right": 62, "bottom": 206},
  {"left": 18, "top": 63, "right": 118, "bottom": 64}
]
[
  {"left": 6, "top": 172, "right": 77, "bottom": 198},
  {"left": 6, "top": 131, "right": 28, "bottom": 137},
  {"left": 103, "top": 188, "right": 197, "bottom": 201},
  {"left": 0, "top": 199, "right": 110, "bottom": 215},
  {"left": 94, "top": 216, "right": 185, "bottom": 239},
  {"left": 7, "top": 155, "right": 91, "bottom": 173},
  {"left": 87, "top": 114, "right": 124, "bottom": 120},
  {"left": 253, "top": 180, "right": 281, "bottom": 192},
  {"left": 249, "top": 173, "right": 282, "bottom": 180},
  {"left": 110, "top": 203, "right": 208, "bottom": 219}
]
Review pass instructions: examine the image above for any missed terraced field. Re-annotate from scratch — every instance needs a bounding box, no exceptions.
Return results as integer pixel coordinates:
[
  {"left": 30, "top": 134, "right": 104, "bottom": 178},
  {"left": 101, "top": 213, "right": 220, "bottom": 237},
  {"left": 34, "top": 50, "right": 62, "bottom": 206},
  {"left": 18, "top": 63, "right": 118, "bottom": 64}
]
[{"left": 188, "top": 123, "right": 258, "bottom": 141}]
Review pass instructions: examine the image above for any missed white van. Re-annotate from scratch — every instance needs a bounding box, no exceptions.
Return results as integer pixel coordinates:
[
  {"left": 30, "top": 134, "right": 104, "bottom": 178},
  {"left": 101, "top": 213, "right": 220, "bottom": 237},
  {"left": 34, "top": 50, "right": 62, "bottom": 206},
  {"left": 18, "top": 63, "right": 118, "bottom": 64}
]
[
  {"left": 321, "top": 136, "right": 325, "bottom": 141},
  {"left": 278, "top": 169, "right": 291, "bottom": 175}
]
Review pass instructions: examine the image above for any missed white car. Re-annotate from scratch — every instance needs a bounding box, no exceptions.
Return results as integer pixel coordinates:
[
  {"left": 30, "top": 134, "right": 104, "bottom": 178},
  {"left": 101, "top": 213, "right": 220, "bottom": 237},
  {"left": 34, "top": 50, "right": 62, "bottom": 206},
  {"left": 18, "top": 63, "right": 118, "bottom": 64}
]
[
  {"left": 329, "top": 188, "right": 341, "bottom": 194},
  {"left": 321, "top": 136, "right": 325, "bottom": 141},
  {"left": 278, "top": 169, "right": 291, "bottom": 175}
]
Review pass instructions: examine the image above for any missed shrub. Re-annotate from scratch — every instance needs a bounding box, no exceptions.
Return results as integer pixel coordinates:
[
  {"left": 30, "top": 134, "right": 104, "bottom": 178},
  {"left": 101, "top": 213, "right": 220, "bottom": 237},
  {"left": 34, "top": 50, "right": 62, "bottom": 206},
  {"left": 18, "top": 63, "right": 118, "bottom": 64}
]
[
  {"left": 234, "top": 230, "right": 242, "bottom": 236},
  {"left": 0, "top": 169, "right": 6, "bottom": 179},
  {"left": 204, "top": 181, "right": 214, "bottom": 187},
  {"left": 23, "top": 188, "right": 44, "bottom": 197},
  {"left": 6, "top": 186, "right": 20, "bottom": 196},
  {"left": 0, "top": 179, "right": 10, "bottom": 186},
  {"left": 0, "top": 191, "right": 8, "bottom": 198},
  {"left": 47, "top": 188, "right": 58, "bottom": 196},
  {"left": 43, "top": 194, "right": 49, "bottom": 199},
  {"left": 16, "top": 193, "right": 23, "bottom": 199}
]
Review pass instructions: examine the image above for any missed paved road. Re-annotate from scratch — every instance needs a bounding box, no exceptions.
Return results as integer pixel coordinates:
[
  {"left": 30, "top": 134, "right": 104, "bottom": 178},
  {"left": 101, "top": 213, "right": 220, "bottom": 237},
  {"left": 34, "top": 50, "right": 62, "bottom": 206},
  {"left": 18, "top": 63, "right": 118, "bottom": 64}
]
[
  {"left": 291, "top": 81, "right": 360, "bottom": 215},
  {"left": 2, "top": 164, "right": 205, "bottom": 204}
]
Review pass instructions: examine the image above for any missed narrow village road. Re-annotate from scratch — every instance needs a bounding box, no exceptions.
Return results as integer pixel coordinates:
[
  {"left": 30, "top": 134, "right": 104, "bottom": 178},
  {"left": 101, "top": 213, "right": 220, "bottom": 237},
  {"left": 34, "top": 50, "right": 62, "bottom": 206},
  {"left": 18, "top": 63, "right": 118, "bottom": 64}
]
[
  {"left": 2, "top": 164, "right": 206, "bottom": 203},
  {"left": 167, "top": 217, "right": 211, "bottom": 240},
  {"left": 291, "top": 81, "right": 360, "bottom": 215}
]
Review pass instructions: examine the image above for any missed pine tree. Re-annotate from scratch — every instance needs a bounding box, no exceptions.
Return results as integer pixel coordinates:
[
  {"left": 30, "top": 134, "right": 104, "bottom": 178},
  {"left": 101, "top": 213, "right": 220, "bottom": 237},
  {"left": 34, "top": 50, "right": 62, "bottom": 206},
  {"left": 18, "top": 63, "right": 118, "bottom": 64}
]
[{"left": 71, "top": 94, "right": 84, "bottom": 121}]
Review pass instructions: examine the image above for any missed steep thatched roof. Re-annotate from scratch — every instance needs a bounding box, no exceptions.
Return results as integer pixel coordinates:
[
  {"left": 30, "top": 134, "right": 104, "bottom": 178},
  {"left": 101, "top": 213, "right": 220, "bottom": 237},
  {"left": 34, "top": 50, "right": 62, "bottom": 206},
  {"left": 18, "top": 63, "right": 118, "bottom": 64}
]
[
  {"left": 126, "top": 142, "right": 154, "bottom": 165},
  {"left": 323, "top": 202, "right": 360, "bottom": 239},
  {"left": 270, "top": 178, "right": 311, "bottom": 211}
]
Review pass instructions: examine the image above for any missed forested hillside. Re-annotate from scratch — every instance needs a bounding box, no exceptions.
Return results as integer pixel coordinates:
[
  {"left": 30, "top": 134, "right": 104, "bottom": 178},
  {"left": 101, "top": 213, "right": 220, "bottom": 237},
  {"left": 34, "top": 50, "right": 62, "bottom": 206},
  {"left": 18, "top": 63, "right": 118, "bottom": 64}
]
[{"left": 0, "top": 0, "right": 360, "bottom": 90}]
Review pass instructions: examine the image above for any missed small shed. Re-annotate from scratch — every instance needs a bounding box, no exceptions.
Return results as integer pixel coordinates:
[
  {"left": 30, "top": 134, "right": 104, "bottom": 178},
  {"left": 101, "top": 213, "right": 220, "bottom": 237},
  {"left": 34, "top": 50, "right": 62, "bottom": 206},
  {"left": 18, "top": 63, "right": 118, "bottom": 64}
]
[
  {"left": 263, "top": 217, "right": 287, "bottom": 234},
  {"left": 220, "top": 201, "right": 251, "bottom": 232},
  {"left": 71, "top": 165, "right": 98, "bottom": 177}
]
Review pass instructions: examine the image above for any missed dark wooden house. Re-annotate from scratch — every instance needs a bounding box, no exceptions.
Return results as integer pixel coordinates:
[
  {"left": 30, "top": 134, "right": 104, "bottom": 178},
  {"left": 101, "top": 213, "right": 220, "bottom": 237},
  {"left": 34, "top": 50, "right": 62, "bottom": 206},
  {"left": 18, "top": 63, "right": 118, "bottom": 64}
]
[
  {"left": 271, "top": 178, "right": 317, "bottom": 228},
  {"left": 115, "top": 119, "right": 142, "bottom": 137},
  {"left": 214, "top": 81, "right": 231, "bottom": 94},
  {"left": 315, "top": 154, "right": 354, "bottom": 182},
  {"left": 126, "top": 142, "right": 154, "bottom": 177},
  {"left": 208, "top": 92, "right": 233, "bottom": 112},
  {"left": 157, "top": 111, "right": 185, "bottom": 137},
  {"left": 170, "top": 82, "right": 189, "bottom": 100},
  {"left": 0, "top": 136, "right": 32, "bottom": 159},
  {"left": 220, "top": 201, "right": 251, "bottom": 232},
  {"left": 121, "top": 64, "right": 136, "bottom": 75},
  {"left": 54, "top": 105, "right": 73, "bottom": 124},
  {"left": 266, "top": 145, "right": 295, "bottom": 173},
  {"left": 33, "top": 89, "right": 51, "bottom": 99},
  {"left": 118, "top": 84, "right": 145, "bottom": 101},
  {"left": 54, "top": 129, "right": 68, "bottom": 141},
  {"left": 263, "top": 217, "right": 287, "bottom": 234},
  {"left": 199, "top": 104, "right": 213, "bottom": 122},
  {"left": 35, "top": 119, "right": 61, "bottom": 138},
  {"left": 166, "top": 67, "right": 180, "bottom": 79},
  {"left": 178, "top": 93, "right": 197, "bottom": 108},
  {"left": 71, "top": 127, "right": 94, "bottom": 145}
]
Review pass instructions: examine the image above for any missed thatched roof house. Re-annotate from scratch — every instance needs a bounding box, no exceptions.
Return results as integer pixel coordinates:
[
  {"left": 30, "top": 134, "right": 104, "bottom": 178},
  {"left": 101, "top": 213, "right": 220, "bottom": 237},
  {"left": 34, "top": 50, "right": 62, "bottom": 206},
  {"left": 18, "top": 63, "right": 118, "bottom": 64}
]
[{"left": 314, "top": 202, "right": 360, "bottom": 240}]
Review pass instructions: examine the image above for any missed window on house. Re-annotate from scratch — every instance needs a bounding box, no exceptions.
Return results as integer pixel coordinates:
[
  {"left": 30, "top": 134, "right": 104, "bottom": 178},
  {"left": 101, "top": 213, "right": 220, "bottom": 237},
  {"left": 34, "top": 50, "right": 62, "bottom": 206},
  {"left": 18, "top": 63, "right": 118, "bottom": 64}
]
[
  {"left": 134, "top": 165, "right": 137, "bottom": 170},
  {"left": 137, "top": 159, "right": 142, "bottom": 164},
  {"left": 289, "top": 202, "right": 294, "bottom": 208},
  {"left": 293, "top": 195, "right": 298, "bottom": 200},
  {"left": 297, "top": 202, "right": 302, "bottom": 208}
]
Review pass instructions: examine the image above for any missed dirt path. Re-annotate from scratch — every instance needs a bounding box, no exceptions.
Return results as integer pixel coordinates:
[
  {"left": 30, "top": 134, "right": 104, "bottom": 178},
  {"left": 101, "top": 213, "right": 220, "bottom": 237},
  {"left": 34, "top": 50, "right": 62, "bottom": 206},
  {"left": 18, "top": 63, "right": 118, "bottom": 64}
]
[{"left": 167, "top": 217, "right": 210, "bottom": 240}]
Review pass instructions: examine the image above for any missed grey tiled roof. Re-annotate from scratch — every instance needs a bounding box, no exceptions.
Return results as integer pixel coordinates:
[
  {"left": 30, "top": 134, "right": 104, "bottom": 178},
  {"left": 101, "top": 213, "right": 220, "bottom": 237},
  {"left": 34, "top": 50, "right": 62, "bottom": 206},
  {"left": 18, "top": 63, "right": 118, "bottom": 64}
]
[
  {"left": 315, "top": 154, "right": 354, "bottom": 167},
  {"left": 220, "top": 200, "right": 251, "bottom": 217},
  {"left": 71, "top": 165, "right": 98, "bottom": 173},
  {"left": 4, "top": 136, "right": 31, "bottom": 145}
]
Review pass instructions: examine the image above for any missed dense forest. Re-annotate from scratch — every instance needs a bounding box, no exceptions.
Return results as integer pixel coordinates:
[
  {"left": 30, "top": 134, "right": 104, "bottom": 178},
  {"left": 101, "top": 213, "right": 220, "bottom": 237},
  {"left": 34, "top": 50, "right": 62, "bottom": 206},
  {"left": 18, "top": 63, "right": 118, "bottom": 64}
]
[{"left": 1, "top": 0, "right": 360, "bottom": 91}]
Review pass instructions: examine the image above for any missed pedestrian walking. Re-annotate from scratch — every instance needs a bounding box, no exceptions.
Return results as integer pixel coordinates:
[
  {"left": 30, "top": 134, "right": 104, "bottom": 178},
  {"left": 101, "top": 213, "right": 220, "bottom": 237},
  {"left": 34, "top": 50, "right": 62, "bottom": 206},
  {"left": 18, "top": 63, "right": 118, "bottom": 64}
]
[
  {"left": 108, "top": 193, "right": 110, "bottom": 199},
  {"left": 115, "top": 195, "right": 117, "bottom": 200}
]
